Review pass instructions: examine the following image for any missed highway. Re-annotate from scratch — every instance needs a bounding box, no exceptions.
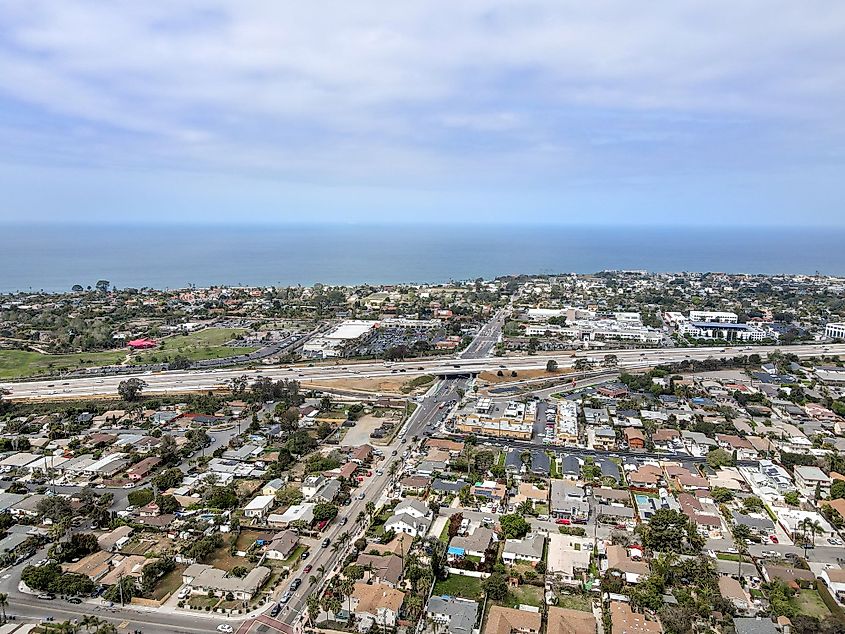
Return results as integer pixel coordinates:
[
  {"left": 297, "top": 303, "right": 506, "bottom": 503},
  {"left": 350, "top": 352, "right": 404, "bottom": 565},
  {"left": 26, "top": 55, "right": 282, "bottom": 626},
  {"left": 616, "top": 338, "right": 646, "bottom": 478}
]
[{"left": 3, "top": 343, "right": 844, "bottom": 401}]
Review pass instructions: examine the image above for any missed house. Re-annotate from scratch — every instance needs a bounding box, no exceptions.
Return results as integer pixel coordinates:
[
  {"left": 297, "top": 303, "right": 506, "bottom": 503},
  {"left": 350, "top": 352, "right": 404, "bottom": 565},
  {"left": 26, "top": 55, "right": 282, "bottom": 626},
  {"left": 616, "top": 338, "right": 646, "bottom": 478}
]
[
  {"left": 715, "top": 435, "right": 758, "bottom": 461},
  {"left": 470, "top": 481, "right": 507, "bottom": 503},
  {"left": 502, "top": 534, "right": 544, "bottom": 566},
  {"left": 243, "top": 494, "right": 275, "bottom": 520},
  {"left": 350, "top": 445, "right": 374, "bottom": 464},
  {"left": 610, "top": 602, "right": 660, "bottom": 634},
  {"left": 547, "top": 607, "right": 597, "bottom": 634},
  {"left": 262, "top": 478, "right": 286, "bottom": 497},
  {"left": 505, "top": 449, "right": 524, "bottom": 474},
  {"left": 484, "top": 606, "right": 541, "bottom": 634},
  {"left": 264, "top": 530, "right": 299, "bottom": 560},
  {"left": 268, "top": 502, "right": 315, "bottom": 527},
  {"left": 426, "top": 596, "right": 478, "bottom": 634},
  {"left": 302, "top": 475, "right": 326, "bottom": 500},
  {"left": 597, "top": 504, "right": 635, "bottom": 529},
  {"left": 718, "top": 576, "right": 750, "bottom": 612},
  {"left": 624, "top": 428, "right": 646, "bottom": 449},
  {"left": 546, "top": 533, "right": 591, "bottom": 587},
  {"left": 98, "top": 525, "right": 133, "bottom": 552},
  {"left": 448, "top": 527, "right": 495, "bottom": 563},
  {"left": 820, "top": 568, "right": 845, "bottom": 602},
  {"left": 652, "top": 428, "right": 681, "bottom": 450},
  {"left": 793, "top": 465, "right": 832, "bottom": 499},
  {"left": 733, "top": 617, "right": 779, "bottom": 634},
  {"left": 399, "top": 476, "right": 431, "bottom": 496},
  {"left": 350, "top": 581, "right": 405, "bottom": 629},
  {"left": 125, "top": 456, "right": 161, "bottom": 481},
  {"left": 314, "top": 479, "right": 342, "bottom": 503},
  {"left": 530, "top": 450, "right": 550, "bottom": 476},
  {"left": 62, "top": 550, "right": 114, "bottom": 582},
  {"left": 182, "top": 564, "right": 271, "bottom": 601},
  {"left": 510, "top": 483, "right": 548, "bottom": 511},
  {"left": 355, "top": 553, "right": 404, "bottom": 587},
  {"left": 557, "top": 454, "right": 582, "bottom": 479},
  {"left": 550, "top": 481, "right": 589, "bottom": 521},
  {"left": 384, "top": 500, "right": 433, "bottom": 537},
  {"left": 604, "top": 545, "right": 649, "bottom": 584}
]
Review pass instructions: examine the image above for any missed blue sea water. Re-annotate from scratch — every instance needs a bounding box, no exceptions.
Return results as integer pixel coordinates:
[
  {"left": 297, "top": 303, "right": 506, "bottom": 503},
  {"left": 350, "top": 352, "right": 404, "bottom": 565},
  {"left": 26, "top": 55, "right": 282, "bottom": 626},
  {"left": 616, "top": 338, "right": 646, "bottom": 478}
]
[{"left": 1, "top": 224, "right": 844, "bottom": 293}]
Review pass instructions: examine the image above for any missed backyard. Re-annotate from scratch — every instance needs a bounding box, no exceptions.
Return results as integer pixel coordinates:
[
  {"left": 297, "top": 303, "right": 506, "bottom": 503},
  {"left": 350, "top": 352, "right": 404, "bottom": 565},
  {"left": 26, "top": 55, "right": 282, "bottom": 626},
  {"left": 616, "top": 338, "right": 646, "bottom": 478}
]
[
  {"left": 499, "top": 583, "right": 544, "bottom": 609},
  {"left": 793, "top": 589, "right": 830, "bottom": 619},
  {"left": 147, "top": 564, "right": 187, "bottom": 601},
  {"left": 433, "top": 575, "right": 483, "bottom": 600}
]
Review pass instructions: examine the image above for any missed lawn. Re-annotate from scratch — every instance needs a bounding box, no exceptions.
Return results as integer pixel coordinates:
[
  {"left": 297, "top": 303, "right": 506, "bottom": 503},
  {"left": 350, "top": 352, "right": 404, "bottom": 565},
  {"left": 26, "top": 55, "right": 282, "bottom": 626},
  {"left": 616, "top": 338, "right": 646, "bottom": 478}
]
[
  {"left": 500, "top": 584, "right": 544, "bottom": 609},
  {"left": 433, "top": 575, "right": 483, "bottom": 600},
  {"left": 131, "top": 328, "right": 256, "bottom": 364},
  {"left": 794, "top": 589, "right": 830, "bottom": 619},
  {"left": 281, "top": 544, "right": 309, "bottom": 567},
  {"left": 147, "top": 564, "right": 187, "bottom": 601},
  {"left": 556, "top": 593, "right": 593, "bottom": 612},
  {"left": 188, "top": 595, "right": 220, "bottom": 609},
  {"left": 0, "top": 348, "right": 125, "bottom": 379}
]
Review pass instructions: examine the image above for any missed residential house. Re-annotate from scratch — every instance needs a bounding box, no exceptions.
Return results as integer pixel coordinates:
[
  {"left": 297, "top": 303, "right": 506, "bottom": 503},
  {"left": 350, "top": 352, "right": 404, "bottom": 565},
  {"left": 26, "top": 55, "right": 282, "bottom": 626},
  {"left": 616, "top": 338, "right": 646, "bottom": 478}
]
[
  {"left": 355, "top": 553, "right": 404, "bottom": 587},
  {"left": 718, "top": 576, "right": 750, "bottom": 612},
  {"left": 502, "top": 534, "right": 545, "bottom": 566},
  {"left": 550, "top": 481, "right": 589, "bottom": 521},
  {"left": 448, "top": 527, "right": 495, "bottom": 563},
  {"left": 610, "top": 602, "right": 661, "bottom": 634},
  {"left": 182, "top": 564, "right": 270, "bottom": 601},
  {"left": 624, "top": 428, "right": 646, "bottom": 449},
  {"left": 604, "top": 545, "right": 649, "bottom": 584},
  {"left": 547, "top": 607, "right": 597, "bottom": 634},
  {"left": 264, "top": 530, "right": 299, "bottom": 560},
  {"left": 471, "top": 481, "right": 507, "bottom": 504},
  {"left": 426, "top": 596, "right": 478, "bottom": 634},
  {"left": 546, "top": 533, "right": 591, "bottom": 587},
  {"left": 793, "top": 465, "right": 832, "bottom": 499},
  {"left": 484, "top": 606, "right": 541, "bottom": 634},
  {"left": 262, "top": 478, "right": 286, "bottom": 497},
  {"left": 350, "top": 582, "right": 405, "bottom": 629},
  {"left": 125, "top": 456, "right": 161, "bottom": 481},
  {"left": 399, "top": 476, "right": 431, "bottom": 496},
  {"left": 243, "top": 494, "right": 276, "bottom": 520}
]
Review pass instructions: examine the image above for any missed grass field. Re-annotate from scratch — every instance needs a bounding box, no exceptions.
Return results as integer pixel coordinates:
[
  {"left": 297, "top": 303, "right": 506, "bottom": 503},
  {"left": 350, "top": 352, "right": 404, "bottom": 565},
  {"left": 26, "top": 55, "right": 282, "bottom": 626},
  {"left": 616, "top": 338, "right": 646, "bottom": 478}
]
[
  {"left": 207, "top": 545, "right": 254, "bottom": 573},
  {"left": 131, "top": 328, "right": 256, "bottom": 364},
  {"left": 556, "top": 593, "right": 593, "bottom": 612},
  {"left": 794, "top": 589, "right": 830, "bottom": 619},
  {"left": 433, "top": 575, "right": 483, "bottom": 600},
  {"left": 147, "top": 564, "right": 187, "bottom": 601},
  {"left": 0, "top": 348, "right": 125, "bottom": 379},
  {"left": 500, "top": 584, "right": 544, "bottom": 608}
]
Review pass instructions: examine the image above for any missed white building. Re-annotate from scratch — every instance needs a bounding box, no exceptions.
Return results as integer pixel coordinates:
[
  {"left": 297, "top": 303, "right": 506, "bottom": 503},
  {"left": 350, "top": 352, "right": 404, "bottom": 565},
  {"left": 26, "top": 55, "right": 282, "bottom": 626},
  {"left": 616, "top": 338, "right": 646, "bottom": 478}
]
[
  {"left": 793, "top": 466, "right": 832, "bottom": 500},
  {"left": 689, "top": 310, "right": 738, "bottom": 323},
  {"left": 302, "top": 320, "right": 376, "bottom": 358},
  {"left": 243, "top": 494, "right": 275, "bottom": 520},
  {"left": 825, "top": 323, "right": 845, "bottom": 339}
]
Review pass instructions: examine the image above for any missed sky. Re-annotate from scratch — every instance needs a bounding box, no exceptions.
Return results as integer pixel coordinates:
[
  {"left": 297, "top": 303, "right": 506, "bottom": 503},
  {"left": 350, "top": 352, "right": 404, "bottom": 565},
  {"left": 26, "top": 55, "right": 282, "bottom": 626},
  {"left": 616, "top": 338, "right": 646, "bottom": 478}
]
[{"left": 0, "top": 2, "right": 844, "bottom": 226}]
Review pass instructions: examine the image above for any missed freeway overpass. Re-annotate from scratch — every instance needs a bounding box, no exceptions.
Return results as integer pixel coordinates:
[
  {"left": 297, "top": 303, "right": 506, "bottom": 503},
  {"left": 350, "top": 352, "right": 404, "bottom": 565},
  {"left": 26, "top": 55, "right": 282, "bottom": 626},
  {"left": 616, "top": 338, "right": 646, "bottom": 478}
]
[{"left": 2, "top": 342, "right": 844, "bottom": 401}]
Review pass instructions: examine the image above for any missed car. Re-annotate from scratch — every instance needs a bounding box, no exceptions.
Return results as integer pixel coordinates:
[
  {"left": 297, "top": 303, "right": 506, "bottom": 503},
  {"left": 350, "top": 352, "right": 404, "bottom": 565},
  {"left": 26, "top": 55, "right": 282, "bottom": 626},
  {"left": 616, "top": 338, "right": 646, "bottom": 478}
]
[
  {"left": 401, "top": 438, "right": 407, "bottom": 444},
  {"left": 270, "top": 604, "right": 282, "bottom": 617},
  {"left": 122, "top": 483, "right": 134, "bottom": 489},
  {"left": 67, "top": 597, "right": 82, "bottom": 604},
  {"left": 322, "top": 538, "right": 331, "bottom": 548},
  {"left": 375, "top": 469, "right": 384, "bottom": 476},
  {"left": 555, "top": 518, "right": 571, "bottom": 525},
  {"left": 391, "top": 450, "right": 398, "bottom": 456},
  {"left": 301, "top": 550, "right": 310, "bottom": 560},
  {"left": 217, "top": 625, "right": 234, "bottom": 633},
  {"left": 291, "top": 578, "right": 302, "bottom": 590},
  {"left": 769, "top": 535, "right": 779, "bottom": 544},
  {"left": 340, "top": 517, "right": 348, "bottom": 525},
  {"left": 37, "top": 593, "right": 56, "bottom": 600},
  {"left": 280, "top": 591, "right": 293, "bottom": 604},
  {"left": 356, "top": 492, "right": 366, "bottom": 500},
  {"left": 303, "top": 564, "right": 313, "bottom": 573}
]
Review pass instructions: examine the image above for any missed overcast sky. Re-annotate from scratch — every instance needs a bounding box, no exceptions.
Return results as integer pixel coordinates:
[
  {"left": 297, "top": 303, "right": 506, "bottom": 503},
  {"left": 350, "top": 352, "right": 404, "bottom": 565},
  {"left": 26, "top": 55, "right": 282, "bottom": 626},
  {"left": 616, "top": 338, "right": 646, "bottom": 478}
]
[{"left": 1, "top": 1, "right": 844, "bottom": 225}]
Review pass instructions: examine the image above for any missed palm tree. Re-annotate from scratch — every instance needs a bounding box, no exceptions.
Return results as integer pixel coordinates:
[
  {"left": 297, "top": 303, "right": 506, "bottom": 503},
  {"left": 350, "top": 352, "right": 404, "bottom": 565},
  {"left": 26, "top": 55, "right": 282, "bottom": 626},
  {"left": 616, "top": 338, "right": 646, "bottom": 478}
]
[
  {"left": 356, "top": 510, "right": 366, "bottom": 525},
  {"left": 0, "top": 592, "right": 7, "bottom": 624},
  {"left": 309, "top": 574, "right": 318, "bottom": 586},
  {"left": 338, "top": 578, "right": 355, "bottom": 616},
  {"left": 306, "top": 593, "right": 321, "bottom": 626},
  {"left": 317, "top": 564, "right": 326, "bottom": 578}
]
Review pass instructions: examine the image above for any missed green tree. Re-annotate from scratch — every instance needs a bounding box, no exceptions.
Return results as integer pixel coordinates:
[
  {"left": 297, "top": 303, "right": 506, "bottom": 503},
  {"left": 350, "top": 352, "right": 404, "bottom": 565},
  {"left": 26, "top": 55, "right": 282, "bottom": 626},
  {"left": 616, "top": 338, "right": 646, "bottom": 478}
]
[
  {"left": 313, "top": 503, "right": 339, "bottom": 522},
  {"left": 499, "top": 513, "right": 531, "bottom": 539},
  {"left": 784, "top": 491, "right": 800, "bottom": 507},
  {"left": 706, "top": 448, "right": 735, "bottom": 468},
  {"left": 117, "top": 378, "right": 147, "bottom": 402},
  {"left": 546, "top": 359, "right": 558, "bottom": 372},
  {"left": 481, "top": 573, "right": 508, "bottom": 600}
]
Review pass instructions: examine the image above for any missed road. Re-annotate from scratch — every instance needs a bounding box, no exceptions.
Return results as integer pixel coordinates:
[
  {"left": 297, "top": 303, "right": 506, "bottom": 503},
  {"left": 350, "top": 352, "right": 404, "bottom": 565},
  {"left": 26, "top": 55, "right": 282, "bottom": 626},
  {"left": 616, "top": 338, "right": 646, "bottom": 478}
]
[
  {"left": 459, "top": 309, "right": 505, "bottom": 359},
  {"left": 271, "top": 377, "right": 464, "bottom": 631},
  {"left": 4, "top": 342, "right": 844, "bottom": 401}
]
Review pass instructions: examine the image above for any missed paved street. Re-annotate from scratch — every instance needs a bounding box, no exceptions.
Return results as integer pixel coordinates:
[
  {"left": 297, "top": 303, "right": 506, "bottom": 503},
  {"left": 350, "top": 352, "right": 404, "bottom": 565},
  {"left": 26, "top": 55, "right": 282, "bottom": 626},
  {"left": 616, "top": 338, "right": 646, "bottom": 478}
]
[{"left": 6, "top": 342, "right": 843, "bottom": 401}]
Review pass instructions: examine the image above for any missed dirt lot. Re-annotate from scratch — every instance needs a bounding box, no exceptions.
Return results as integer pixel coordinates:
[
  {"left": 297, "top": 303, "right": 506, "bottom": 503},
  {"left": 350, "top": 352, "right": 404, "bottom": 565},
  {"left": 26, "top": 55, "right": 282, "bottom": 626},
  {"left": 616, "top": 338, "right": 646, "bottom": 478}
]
[
  {"left": 478, "top": 368, "right": 569, "bottom": 385},
  {"left": 303, "top": 374, "right": 426, "bottom": 395},
  {"left": 120, "top": 535, "right": 171, "bottom": 557},
  {"left": 342, "top": 413, "right": 400, "bottom": 446}
]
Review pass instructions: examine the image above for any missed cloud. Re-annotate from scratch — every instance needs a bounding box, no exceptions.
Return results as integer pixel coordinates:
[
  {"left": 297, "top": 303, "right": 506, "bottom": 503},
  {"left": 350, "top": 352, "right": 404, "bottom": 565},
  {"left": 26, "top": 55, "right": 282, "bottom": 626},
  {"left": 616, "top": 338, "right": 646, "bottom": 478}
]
[{"left": 0, "top": 1, "right": 844, "bottom": 222}]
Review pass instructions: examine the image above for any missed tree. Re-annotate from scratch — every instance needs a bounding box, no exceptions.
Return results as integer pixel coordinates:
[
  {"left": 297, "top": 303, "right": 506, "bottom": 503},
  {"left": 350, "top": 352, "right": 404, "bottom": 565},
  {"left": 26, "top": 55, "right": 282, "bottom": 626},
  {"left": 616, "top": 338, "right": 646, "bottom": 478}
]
[
  {"left": 275, "top": 486, "right": 304, "bottom": 506},
  {"left": 313, "top": 503, "right": 339, "bottom": 522},
  {"left": 37, "top": 496, "right": 73, "bottom": 522},
  {"left": 546, "top": 359, "right": 558, "bottom": 372},
  {"left": 286, "top": 430, "right": 317, "bottom": 455},
  {"left": 638, "top": 509, "right": 702, "bottom": 553},
  {"left": 319, "top": 395, "right": 333, "bottom": 412},
  {"left": 117, "top": 378, "right": 147, "bottom": 402},
  {"left": 499, "top": 514, "right": 531, "bottom": 539},
  {"left": 156, "top": 494, "right": 180, "bottom": 514},
  {"left": 128, "top": 488, "right": 154, "bottom": 507},
  {"left": 831, "top": 480, "right": 845, "bottom": 500},
  {"left": 706, "top": 448, "right": 735, "bottom": 468},
  {"left": 711, "top": 487, "right": 734, "bottom": 503},
  {"left": 0, "top": 592, "right": 7, "bottom": 624},
  {"left": 481, "top": 573, "right": 508, "bottom": 600},
  {"left": 448, "top": 513, "right": 464, "bottom": 539},
  {"left": 603, "top": 354, "right": 618, "bottom": 367},
  {"left": 306, "top": 593, "right": 321, "bottom": 626},
  {"left": 151, "top": 467, "right": 183, "bottom": 491},
  {"left": 784, "top": 491, "right": 800, "bottom": 507}
]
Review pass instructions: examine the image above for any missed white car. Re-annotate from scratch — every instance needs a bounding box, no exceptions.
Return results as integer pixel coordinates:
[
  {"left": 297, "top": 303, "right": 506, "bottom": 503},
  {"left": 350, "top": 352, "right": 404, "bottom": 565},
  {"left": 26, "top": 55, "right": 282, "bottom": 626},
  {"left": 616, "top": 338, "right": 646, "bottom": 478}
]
[{"left": 217, "top": 625, "right": 234, "bottom": 633}]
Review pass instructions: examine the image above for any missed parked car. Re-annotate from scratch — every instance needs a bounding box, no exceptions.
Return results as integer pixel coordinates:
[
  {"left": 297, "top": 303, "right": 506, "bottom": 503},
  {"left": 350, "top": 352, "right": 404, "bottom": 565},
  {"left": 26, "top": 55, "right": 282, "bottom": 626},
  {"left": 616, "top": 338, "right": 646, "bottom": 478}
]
[
  {"left": 37, "top": 594, "right": 55, "bottom": 600},
  {"left": 300, "top": 550, "right": 310, "bottom": 560}
]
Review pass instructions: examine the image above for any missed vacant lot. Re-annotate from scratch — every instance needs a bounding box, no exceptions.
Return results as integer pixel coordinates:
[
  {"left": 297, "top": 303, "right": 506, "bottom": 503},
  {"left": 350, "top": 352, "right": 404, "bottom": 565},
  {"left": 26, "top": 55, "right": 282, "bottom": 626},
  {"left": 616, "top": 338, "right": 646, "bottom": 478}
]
[
  {"left": 500, "top": 584, "right": 544, "bottom": 609},
  {"left": 478, "top": 368, "right": 569, "bottom": 385},
  {"left": 304, "top": 374, "right": 428, "bottom": 395},
  {"left": 235, "top": 529, "right": 268, "bottom": 552},
  {"left": 794, "top": 589, "right": 830, "bottom": 619},
  {"left": 131, "top": 328, "right": 256, "bottom": 364},
  {"left": 0, "top": 348, "right": 125, "bottom": 379},
  {"left": 147, "top": 564, "right": 187, "bottom": 601},
  {"left": 433, "top": 575, "right": 483, "bottom": 600},
  {"left": 207, "top": 545, "right": 255, "bottom": 573}
]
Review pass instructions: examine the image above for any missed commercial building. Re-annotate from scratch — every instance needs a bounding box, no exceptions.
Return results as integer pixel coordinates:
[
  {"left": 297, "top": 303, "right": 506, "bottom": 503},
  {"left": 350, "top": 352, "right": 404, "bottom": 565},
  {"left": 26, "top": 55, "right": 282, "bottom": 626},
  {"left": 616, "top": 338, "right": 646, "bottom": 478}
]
[
  {"left": 302, "top": 320, "right": 376, "bottom": 358},
  {"left": 689, "top": 310, "right": 738, "bottom": 323},
  {"left": 825, "top": 322, "right": 845, "bottom": 339},
  {"left": 454, "top": 399, "right": 534, "bottom": 440},
  {"left": 679, "top": 321, "right": 767, "bottom": 342}
]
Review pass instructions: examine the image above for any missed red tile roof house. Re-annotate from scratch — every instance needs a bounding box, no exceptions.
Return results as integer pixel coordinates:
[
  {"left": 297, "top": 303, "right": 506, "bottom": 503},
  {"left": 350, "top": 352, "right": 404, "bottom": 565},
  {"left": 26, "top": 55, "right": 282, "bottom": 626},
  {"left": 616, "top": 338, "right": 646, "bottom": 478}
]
[
  {"left": 127, "top": 338, "right": 157, "bottom": 349},
  {"left": 350, "top": 445, "right": 374, "bottom": 464},
  {"left": 624, "top": 428, "right": 646, "bottom": 449}
]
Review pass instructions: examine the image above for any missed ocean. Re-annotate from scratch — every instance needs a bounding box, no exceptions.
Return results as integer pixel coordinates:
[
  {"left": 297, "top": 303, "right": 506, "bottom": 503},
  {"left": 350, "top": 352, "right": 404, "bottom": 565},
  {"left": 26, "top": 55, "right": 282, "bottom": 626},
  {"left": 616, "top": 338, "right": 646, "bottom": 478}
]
[{"left": 1, "top": 224, "right": 844, "bottom": 293}]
